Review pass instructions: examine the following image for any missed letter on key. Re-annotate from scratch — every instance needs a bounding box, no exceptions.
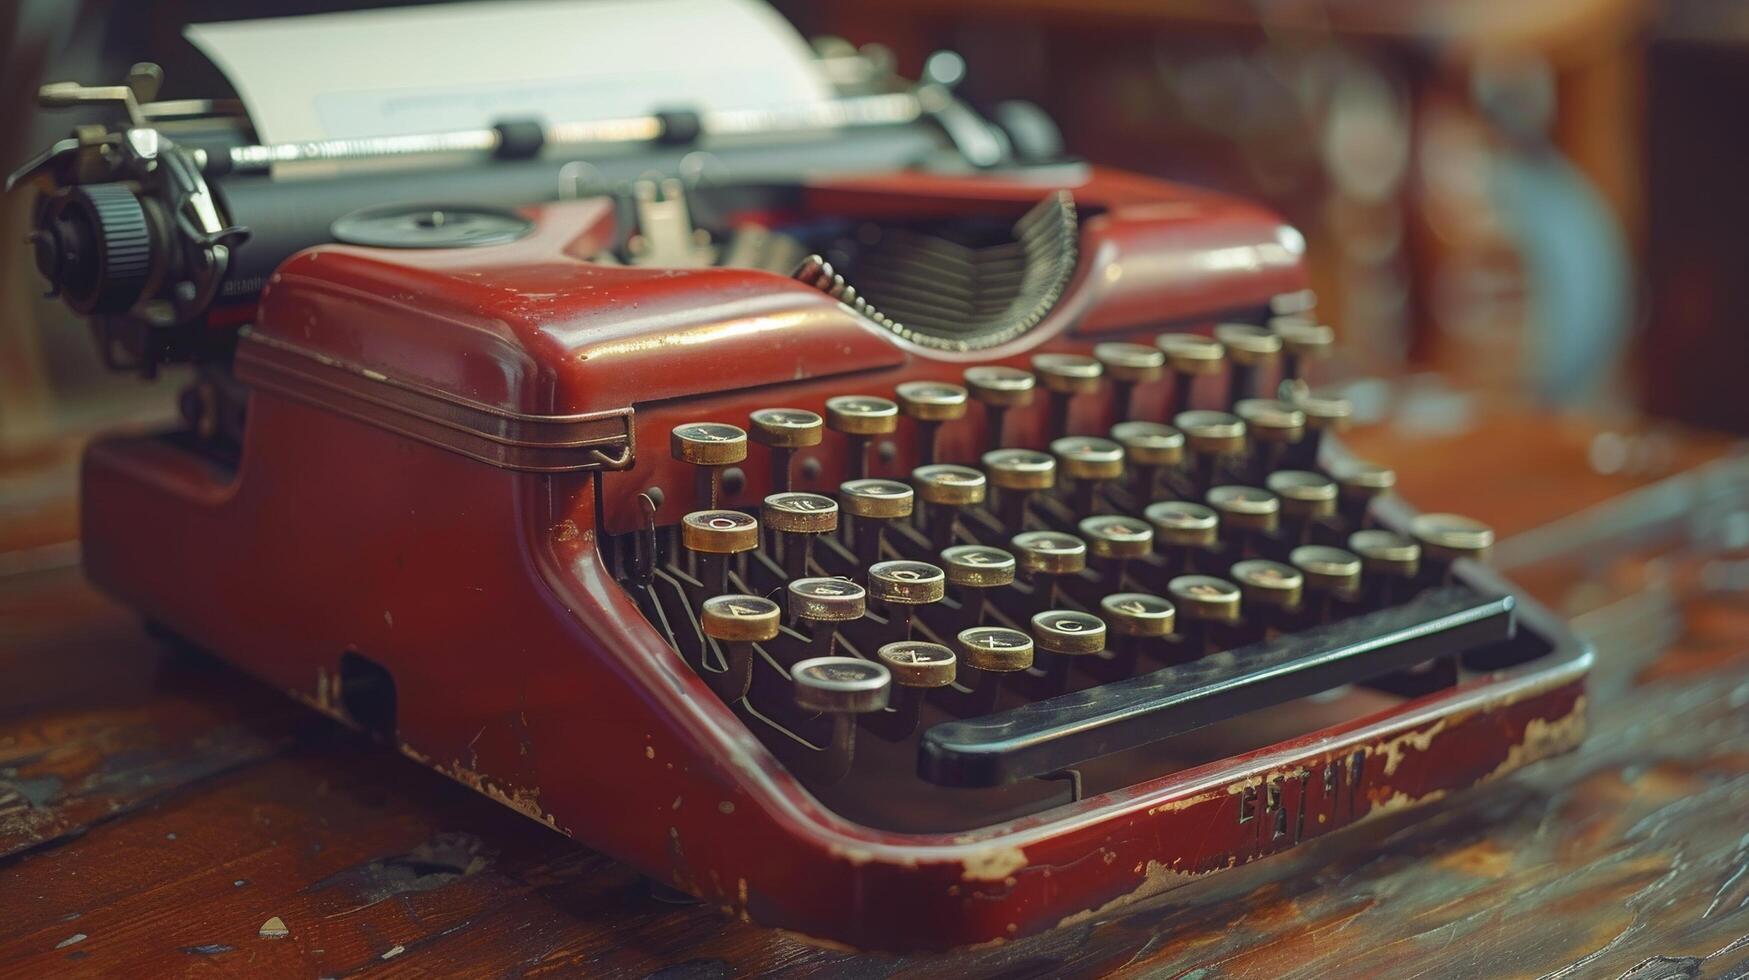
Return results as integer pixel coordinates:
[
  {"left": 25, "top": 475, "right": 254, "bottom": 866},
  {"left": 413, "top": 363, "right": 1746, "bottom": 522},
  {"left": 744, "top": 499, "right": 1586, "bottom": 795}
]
[{"left": 672, "top": 422, "right": 748, "bottom": 509}]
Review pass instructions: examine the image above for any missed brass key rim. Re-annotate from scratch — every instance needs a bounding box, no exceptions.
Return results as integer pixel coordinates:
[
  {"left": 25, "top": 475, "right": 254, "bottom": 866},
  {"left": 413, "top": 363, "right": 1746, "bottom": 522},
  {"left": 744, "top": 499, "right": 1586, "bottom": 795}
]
[
  {"left": 982, "top": 448, "right": 1057, "bottom": 490},
  {"left": 877, "top": 640, "right": 958, "bottom": 688},
  {"left": 1274, "top": 321, "right": 1336, "bottom": 359},
  {"left": 956, "top": 626, "right": 1035, "bottom": 672},
  {"left": 748, "top": 407, "right": 825, "bottom": 448},
  {"left": 941, "top": 544, "right": 1018, "bottom": 587},
  {"left": 1290, "top": 545, "right": 1364, "bottom": 594},
  {"left": 1174, "top": 410, "right": 1247, "bottom": 455},
  {"left": 1093, "top": 341, "right": 1166, "bottom": 383},
  {"left": 787, "top": 577, "right": 868, "bottom": 621},
  {"left": 680, "top": 509, "right": 761, "bottom": 554},
  {"left": 700, "top": 594, "right": 782, "bottom": 642},
  {"left": 1233, "top": 399, "right": 1306, "bottom": 443},
  {"left": 670, "top": 421, "right": 749, "bottom": 465},
  {"left": 825, "top": 395, "right": 900, "bottom": 435},
  {"left": 1050, "top": 435, "right": 1126, "bottom": 480},
  {"left": 1079, "top": 515, "right": 1155, "bottom": 559},
  {"left": 1348, "top": 529, "right": 1421, "bottom": 575},
  {"left": 1156, "top": 333, "right": 1226, "bottom": 375},
  {"left": 1207, "top": 484, "right": 1281, "bottom": 531},
  {"left": 792, "top": 656, "right": 891, "bottom": 714},
  {"left": 1011, "top": 530, "right": 1088, "bottom": 574},
  {"left": 839, "top": 478, "right": 915, "bottom": 518},
  {"left": 1109, "top": 421, "right": 1184, "bottom": 465},
  {"left": 1230, "top": 559, "right": 1304, "bottom": 609},
  {"left": 1168, "top": 574, "right": 1243, "bottom": 623},
  {"left": 1213, "top": 323, "right": 1283, "bottom": 366},
  {"left": 868, "top": 560, "right": 947, "bottom": 604},
  {"left": 1144, "top": 501, "right": 1220, "bottom": 546},
  {"left": 1101, "top": 592, "right": 1177, "bottom": 637},
  {"left": 912, "top": 464, "right": 988, "bottom": 506},
  {"left": 963, "top": 365, "right": 1037, "bottom": 407},
  {"left": 1410, "top": 513, "right": 1495, "bottom": 561},
  {"left": 761, "top": 491, "right": 840, "bottom": 533},
  {"left": 1336, "top": 460, "right": 1397, "bottom": 494},
  {"left": 1031, "top": 609, "right": 1107, "bottom": 655},
  {"left": 1031, "top": 352, "right": 1104, "bottom": 394},
  {"left": 895, "top": 381, "right": 970, "bottom": 421},
  {"left": 1266, "top": 470, "right": 1339, "bottom": 517},
  {"left": 1288, "top": 389, "right": 1352, "bottom": 431}
]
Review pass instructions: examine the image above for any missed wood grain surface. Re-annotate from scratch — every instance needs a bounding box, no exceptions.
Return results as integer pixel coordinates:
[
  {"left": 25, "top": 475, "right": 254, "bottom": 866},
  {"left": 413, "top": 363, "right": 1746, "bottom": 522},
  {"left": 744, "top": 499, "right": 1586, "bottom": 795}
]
[{"left": 2, "top": 410, "right": 1747, "bottom": 978}]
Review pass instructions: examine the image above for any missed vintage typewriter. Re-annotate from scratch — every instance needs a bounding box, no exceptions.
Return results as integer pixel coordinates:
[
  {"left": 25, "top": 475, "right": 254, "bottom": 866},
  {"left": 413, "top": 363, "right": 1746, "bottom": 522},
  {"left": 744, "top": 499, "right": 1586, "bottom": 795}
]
[{"left": 11, "top": 36, "right": 1588, "bottom": 953}]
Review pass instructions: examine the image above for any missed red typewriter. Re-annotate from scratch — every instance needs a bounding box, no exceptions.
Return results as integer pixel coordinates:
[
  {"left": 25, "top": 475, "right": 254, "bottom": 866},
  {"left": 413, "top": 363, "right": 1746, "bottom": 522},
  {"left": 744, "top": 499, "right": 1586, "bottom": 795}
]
[{"left": 12, "top": 46, "right": 1588, "bottom": 952}]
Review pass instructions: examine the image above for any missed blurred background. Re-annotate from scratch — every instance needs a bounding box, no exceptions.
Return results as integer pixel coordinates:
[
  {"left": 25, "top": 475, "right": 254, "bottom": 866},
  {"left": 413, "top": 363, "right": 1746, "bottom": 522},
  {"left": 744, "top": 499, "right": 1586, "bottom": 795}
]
[{"left": 3, "top": 0, "right": 1747, "bottom": 456}]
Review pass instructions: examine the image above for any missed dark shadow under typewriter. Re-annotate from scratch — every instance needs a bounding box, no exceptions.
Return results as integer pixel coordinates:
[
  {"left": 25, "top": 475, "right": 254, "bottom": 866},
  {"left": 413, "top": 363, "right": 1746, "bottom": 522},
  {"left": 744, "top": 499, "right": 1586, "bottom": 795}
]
[{"left": 605, "top": 334, "right": 1561, "bottom": 834}]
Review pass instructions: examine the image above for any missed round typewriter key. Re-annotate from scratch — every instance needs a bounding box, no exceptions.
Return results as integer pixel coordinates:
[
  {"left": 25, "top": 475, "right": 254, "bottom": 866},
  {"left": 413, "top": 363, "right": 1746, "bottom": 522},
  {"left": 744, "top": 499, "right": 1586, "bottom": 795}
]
[
  {"left": 680, "top": 510, "right": 760, "bottom": 554},
  {"left": 941, "top": 545, "right": 1017, "bottom": 588},
  {"left": 1051, "top": 435, "right": 1125, "bottom": 480},
  {"left": 792, "top": 656, "right": 892, "bottom": 714},
  {"left": 894, "top": 381, "right": 969, "bottom": 422},
  {"left": 1032, "top": 352, "right": 1104, "bottom": 395},
  {"left": 1335, "top": 460, "right": 1396, "bottom": 524},
  {"left": 681, "top": 510, "right": 760, "bottom": 595},
  {"left": 1349, "top": 529, "right": 1421, "bottom": 605},
  {"left": 1111, "top": 421, "right": 1184, "bottom": 503},
  {"left": 1101, "top": 592, "right": 1176, "bottom": 638},
  {"left": 824, "top": 395, "right": 900, "bottom": 436},
  {"left": 761, "top": 492, "right": 839, "bottom": 534},
  {"left": 1168, "top": 574, "right": 1243, "bottom": 625},
  {"left": 763, "top": 492, "right": 839, "bottom": 579},
  {"left": 896, "top": 381, "right": 969, "bottom": 465},
  {"left": 1093, "top": 342, "right": 1166, "bottom": 384},
  {"left": 913, "top": 464, "right": 986, "bottom": 549},
  {"left": 787, "top": 577, "right": 866, "bottom": 622},
  {"left": 840, "top": 478, "right": 914, "bottom": 569},
  {"left": 701, "top": 594, "right": 782, "bottom": 643},
  {"left": 965, "top": 365, "right": 1036, "bottom": 450},
  {"left": 1270, "top": 288, "right": 1318, "bottom": 317},
  {"left": 1273, "top": 321, "right": 1335, "bottom": 383},
  {"left": 912, "top": 464, "right": 987, "bottom": 507},
  {"left": 1233, "top": 399, "right": 1305, "bottom": 445},
  {"left": 1267, "top": 469, "right": 1338, "bottom": 542},
  {"left": 877, "top": 640, "right": 958, "bottom": 688},
  {"left": 1291, "top": 545, "right": 1363, "bottom": 601},
  {"left": 1032, "top": 610, "right": 1107, "bottom": 655},
  {"left": 1231, "top": 559, "right": 1303, "bottom": 612},
  {"left": 982, "top": 448, "right": 1057, "bottom": 491},
  {"left": 964, "top": 365, "right": 1037, "bottom": 407},
  {"left": 1410, "top": 513, "right": 1495, "bottom": 565},
  {"left": 1011, "top": 530, "right": 1088, "bottom": 576},
  {"left": 956, "top": 626, "right": 1034, "bottom": 672},
  {"left": 1095, "top": 342, "right": 1166, "bottom": 419},
  {"left": 749, "top": 408, "right": 823, "bottom": 492},
  {"left": 1207, "top": 485, "right": 1280, "bottom": 543},
  {"left": 1175, "top": 410, "right": 1248, "bottom": 457},
  {"left": 838, "top": 478, "right": 914, "bottom": 519},
  {"left": 869, "top": 559, "right": 946, "bottom": 641},
  {"left": 1285, "top": 387, "right": 1351, "bottom": 468},
  {"left": 1214, "top": 324, "right": 1283, "bottom": 408},
  {"left": 1158, "top": 332, "right": 1227, "bottom": 419},
  {"left": 748, "top": 408, "right": 824, "bottom": 449},
  {"left": 826, "top": 395, "right": 898, "bottom": 480},
  {"left": 671, "top": 422, "right": 748, "bottom": 466},
  {"left": 672, "top": 422, "right": 748, "bottom": 508},
  {"left": 1145, "top": 500, "right": 1220, "bottom": 554},
  {"left": 1156, "top": 333, "right": 1226, "bottom": 376},
  {"left": 1079, "top": 515, "right": 1155, "bottom": 560},
  {"left": 1109, "top": 421, "right": 1184, "bottom": 467}
]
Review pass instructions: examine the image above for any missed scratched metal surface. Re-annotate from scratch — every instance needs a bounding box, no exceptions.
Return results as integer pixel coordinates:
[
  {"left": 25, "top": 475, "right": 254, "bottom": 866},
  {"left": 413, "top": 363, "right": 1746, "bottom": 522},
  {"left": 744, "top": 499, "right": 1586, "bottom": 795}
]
[{"left": 2, "top": 417, "right": 1747, "bottom": 977}]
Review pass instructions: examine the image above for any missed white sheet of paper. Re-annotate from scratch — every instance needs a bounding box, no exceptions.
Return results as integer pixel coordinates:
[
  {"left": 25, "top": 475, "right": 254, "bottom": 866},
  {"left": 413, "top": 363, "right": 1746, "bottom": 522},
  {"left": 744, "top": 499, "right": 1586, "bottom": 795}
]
[{"left": 185, "top": 0, "right": 831, "bottom": 144}]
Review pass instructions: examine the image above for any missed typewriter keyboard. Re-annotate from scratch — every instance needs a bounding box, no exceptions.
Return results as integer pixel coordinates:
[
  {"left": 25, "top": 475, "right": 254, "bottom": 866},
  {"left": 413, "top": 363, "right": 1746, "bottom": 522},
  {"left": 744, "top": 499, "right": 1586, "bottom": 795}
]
[{"left": 606, "top": 323, "right": 1525, "bottom": 833}]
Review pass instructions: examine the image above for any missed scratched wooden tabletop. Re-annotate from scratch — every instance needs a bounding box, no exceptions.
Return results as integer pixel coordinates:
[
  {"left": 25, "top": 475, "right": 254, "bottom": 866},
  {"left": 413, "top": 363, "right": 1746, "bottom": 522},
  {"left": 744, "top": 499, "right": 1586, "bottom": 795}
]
[{"left": 2, "top": 405, "right": 1748, "bottom": 978}]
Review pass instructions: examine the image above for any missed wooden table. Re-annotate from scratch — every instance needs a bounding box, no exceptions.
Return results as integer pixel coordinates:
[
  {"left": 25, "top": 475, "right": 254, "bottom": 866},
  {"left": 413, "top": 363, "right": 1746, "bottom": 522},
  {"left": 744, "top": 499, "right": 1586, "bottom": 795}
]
[{"left": 3, "top": 409, "right": 1748, "bottom": 977}]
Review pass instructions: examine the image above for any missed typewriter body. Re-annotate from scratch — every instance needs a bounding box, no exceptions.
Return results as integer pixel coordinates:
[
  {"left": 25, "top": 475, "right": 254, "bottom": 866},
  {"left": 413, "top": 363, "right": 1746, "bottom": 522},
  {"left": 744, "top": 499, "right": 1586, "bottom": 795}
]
[{"left": 12, "top": 37, "right": 1589, "bottom": 952}]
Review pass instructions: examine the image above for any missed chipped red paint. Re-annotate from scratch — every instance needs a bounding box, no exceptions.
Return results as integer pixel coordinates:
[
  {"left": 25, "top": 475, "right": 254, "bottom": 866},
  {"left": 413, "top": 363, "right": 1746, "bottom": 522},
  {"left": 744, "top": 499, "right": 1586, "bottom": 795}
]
[{"left": 75, "top": 169, "right": 1587, "bottom": 951}]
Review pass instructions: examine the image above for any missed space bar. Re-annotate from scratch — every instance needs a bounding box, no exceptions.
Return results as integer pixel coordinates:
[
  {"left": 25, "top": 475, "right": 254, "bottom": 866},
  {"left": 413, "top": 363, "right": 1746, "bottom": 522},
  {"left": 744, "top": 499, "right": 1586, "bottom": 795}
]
[{"left": 917, "top": 585, "right": 1516, "bottom": 788}]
